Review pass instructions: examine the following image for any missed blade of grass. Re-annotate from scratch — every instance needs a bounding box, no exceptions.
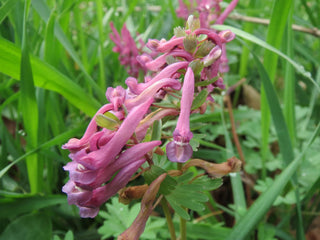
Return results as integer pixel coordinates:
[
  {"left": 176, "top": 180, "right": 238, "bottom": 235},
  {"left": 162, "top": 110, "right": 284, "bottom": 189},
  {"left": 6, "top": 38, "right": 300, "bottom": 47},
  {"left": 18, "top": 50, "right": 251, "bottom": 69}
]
[
  {"left": 225, "top": 122, "right": 320, "bottom": 240},
  {"left": 0, "top": 0, "right": 19, "bottom": 24},
  {"left": 253, "top": 52, "right": 293, "bottom": 167},
  {"left": 31, "top": 0, "right": 105, "bottom": 102},
  {"left": 283, "top": 9, "right": 296, "bottom": 145},
  {"left": 0, "top": 37, "right": 100, "bottom": 116},
  {"left": 95, "top": 0, "right": 107, "bottom": 89},
  {"left": 73, "top": 2, "right": 89, "bottom": 72},
  {"left": 219, "top": 97, "right": 247, "bottom": 221},
  {"left": 300, "top": 0, "right": 318, "bottom": 26},
  {"left": 20, "top": 0, "right": 40, "bottom": 193},
  {"left": 43, "top": 7, "right": 56, "bottom": 64},
  {"left": 42, "top": 6, "right": 58, "bottom": 192},
  {"left": 303, "top": 67, "right": 320, "bottom": 131},
  {"left": 283, "top": 9, "right": 305, "bottom": 239},
  {"left": 260, "top": 0, "right": 292, "bottom": 179}
]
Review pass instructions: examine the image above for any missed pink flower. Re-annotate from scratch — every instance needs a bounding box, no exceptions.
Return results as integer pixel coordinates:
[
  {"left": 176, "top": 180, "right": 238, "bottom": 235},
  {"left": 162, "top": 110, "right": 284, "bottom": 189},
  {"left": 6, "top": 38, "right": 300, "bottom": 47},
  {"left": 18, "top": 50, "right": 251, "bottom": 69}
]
[
  {"left": 75, "top": 98, "right": 154, "bottom": 170},
  {"left": 110, "top": 22, "right": 147, "bottom": 77},
  {"left": 76, "top": 159, "right": 146, "bottom": 218},
  {"left": 64, "top": 141, "right": 161, "bottom": 189},
  {"left": 166, "top": 67, "right": 194, "bottom": 163},
  {"left": 126, "top": 62, "right": 189, "bottom": 95},
  {"left": 106, "top": 86, "right": 127, "bottom": 111},
  {"left": 125, "top": 78, "right": 181, "bottom": 110},
  {"left": 62, "top": 103, "right": 114, "bottom": 152}
]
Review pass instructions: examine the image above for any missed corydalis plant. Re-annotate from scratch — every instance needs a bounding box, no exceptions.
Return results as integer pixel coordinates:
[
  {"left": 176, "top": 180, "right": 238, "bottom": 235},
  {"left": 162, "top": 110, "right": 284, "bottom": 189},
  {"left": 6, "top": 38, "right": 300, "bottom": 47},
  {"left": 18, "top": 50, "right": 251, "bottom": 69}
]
[
  {"left": 176, "top": 0, "right": 239, "bottom": 73},
  {"left": 62, "top": 15, "right": 239, "bottom": 240}
]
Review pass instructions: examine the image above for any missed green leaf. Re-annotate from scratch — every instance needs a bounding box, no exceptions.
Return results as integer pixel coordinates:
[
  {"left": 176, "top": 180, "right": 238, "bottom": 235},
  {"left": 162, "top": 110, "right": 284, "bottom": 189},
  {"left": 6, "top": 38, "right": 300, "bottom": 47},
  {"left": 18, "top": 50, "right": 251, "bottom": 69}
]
[
  {"left": 143, "top": 165, "right": 177, "bottom": 195},
  {"left": 98, "top": 198, "right": 165, "bottom": 239},
  {"left": 191, "top": 89, "right": 209, "bottom": 110},
  {"left": 0, "top": 213, "right": 52, "bottom": 240},
  {"left": 195, "top": 77, "right": 218, "bottom": 87},
  {"left": 0, "top": 0, "right": 19, "bottom": 24},
  {"left": 0, "top": 195, "right": 66, "bottom": 218},
  {"left": 151, "top": 120, "right": 162, "bottom": 141},
  {"left": 64, "top": 231, "right": 74, "bottom": 240},
  {"left": 192, "top": 176, "right": 223, "bottom": 191},
  {"left": 0, "top": 37, "right": 100, "bottom": 117},
  {"left": 253, "top": 53, "right": 294, "bottom": 165},
  {"left": 186, "top": 222, "right": 231, "bottom": 240},
  {"left": 20, "top": 0, "right": 40, "bottom": 194},
  {"left": 166, "top": 197, "right": 190, "bottom": 220}
]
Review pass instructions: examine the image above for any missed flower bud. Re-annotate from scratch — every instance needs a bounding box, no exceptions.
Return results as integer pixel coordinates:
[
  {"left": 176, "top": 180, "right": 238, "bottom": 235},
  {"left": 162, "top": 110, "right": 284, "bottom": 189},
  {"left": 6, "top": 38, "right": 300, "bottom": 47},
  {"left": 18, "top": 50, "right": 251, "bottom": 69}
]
[
  {"left": 182, "top": 156, "right": 242, "bottom": 178},
  {"left": 186, "top": 15, "right": 200, "bottom": 32},
  {"left": 189, "top": 60, "right": 204, "bottom": 76},
  {"left": 183, "top": 34, "right": 197, "bottom": 53},
  {"left": 202, "top": 45, "right": 222, "bottom": 67},
  {"left": 219, "top": 30, "right": 235, "bottom": 43},
  {"left": 118, "top": 184, "right": 149, "bottom": 204},
  {"left": 195, "top": 40, "right": 215, "bottom": 58},
  {"left": 174, "top": 26, "right": 187, "bottom": 37}
]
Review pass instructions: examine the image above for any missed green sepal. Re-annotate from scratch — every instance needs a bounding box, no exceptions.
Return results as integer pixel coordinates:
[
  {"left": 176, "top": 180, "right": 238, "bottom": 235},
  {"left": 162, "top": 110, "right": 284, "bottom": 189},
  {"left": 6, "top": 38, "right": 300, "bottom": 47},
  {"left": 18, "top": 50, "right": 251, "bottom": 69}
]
[
  {"left": 195, "top": 40, "right": 215, "bottom": 58},
  {"left": 183, "top": 34, "right": 197, "bottom": 53},
  {"left": 189, "top": 60, "right": 204, "bottom": 77},
  {"left": 186, "top": 15, "right": 200, "bottom": 32},
  {"left": 174, "top": 26, "right": 186, "bottom": 37}
]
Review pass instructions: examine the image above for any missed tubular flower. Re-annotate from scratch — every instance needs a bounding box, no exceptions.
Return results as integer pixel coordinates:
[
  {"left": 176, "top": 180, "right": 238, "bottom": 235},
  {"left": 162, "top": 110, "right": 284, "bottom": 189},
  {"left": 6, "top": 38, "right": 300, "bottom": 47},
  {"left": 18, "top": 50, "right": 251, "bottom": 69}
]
[
  {"left": 166, "top": 67, "right": 195, "bottom": 163},
  {"left": 62, "top": 93, "right": 163, "bottom": 217}
]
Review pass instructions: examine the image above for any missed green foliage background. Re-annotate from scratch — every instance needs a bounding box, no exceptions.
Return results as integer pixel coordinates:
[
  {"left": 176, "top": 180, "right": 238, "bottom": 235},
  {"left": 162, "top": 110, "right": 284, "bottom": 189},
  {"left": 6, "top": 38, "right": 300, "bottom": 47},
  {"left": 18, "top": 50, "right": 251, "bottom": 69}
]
[{"left": 0, "top": 0, "right": 319, "bottom": 239}]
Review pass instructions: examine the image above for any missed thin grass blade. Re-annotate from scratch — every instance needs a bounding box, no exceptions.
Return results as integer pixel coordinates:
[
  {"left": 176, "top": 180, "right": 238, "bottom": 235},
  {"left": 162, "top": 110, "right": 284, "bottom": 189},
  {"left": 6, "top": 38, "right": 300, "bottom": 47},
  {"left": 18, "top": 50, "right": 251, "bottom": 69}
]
[
  {"left": 0, "top": 37, "right": 100, "bottom": 116},
  {"left": 20, "top": 0, "right": 40, "bottom": 193}
]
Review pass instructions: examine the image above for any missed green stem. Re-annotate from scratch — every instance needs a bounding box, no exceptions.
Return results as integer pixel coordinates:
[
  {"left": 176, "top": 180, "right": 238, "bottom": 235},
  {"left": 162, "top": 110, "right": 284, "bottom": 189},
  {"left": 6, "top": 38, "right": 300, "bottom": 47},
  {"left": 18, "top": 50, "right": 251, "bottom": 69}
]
[
  {"left": 179, "top": 215, "right": 187, "bottom": 240},
  {"left": 161, "top": 198, "right": 176, "bottom": 240},
  {"left": 177, "top": 162, "right": 187, "bottom": 240}
]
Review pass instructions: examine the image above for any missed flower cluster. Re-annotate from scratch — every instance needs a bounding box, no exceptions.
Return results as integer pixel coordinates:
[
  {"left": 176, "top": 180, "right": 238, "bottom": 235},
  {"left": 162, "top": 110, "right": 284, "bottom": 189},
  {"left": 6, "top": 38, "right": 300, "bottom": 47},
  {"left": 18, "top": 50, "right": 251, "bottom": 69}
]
[
  {"left": 62, "top": 14, "right": 235, "bottom": 218},
  {"left": 176, "top": 0, "right": 239, "bottom": 28},
  {"left": 176, "top": 0, "right": 239, "bottom": 72},
  {"left": 109, "top": 22, "right": 147, "bottom": 78}
]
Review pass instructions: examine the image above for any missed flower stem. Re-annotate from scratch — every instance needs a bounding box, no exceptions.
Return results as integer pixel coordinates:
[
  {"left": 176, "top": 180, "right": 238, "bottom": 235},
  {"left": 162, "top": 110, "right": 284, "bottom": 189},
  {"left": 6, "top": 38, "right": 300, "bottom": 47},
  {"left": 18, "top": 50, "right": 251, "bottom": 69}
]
[
  {"left": 180, "top": 217, "right": 187, "bottom": 240},
  {"left": 177, "top": 162, "right": 187, "bottom": 240},
  {"left": 161, "top": 198, "right": 176, "bottom": 240}
]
